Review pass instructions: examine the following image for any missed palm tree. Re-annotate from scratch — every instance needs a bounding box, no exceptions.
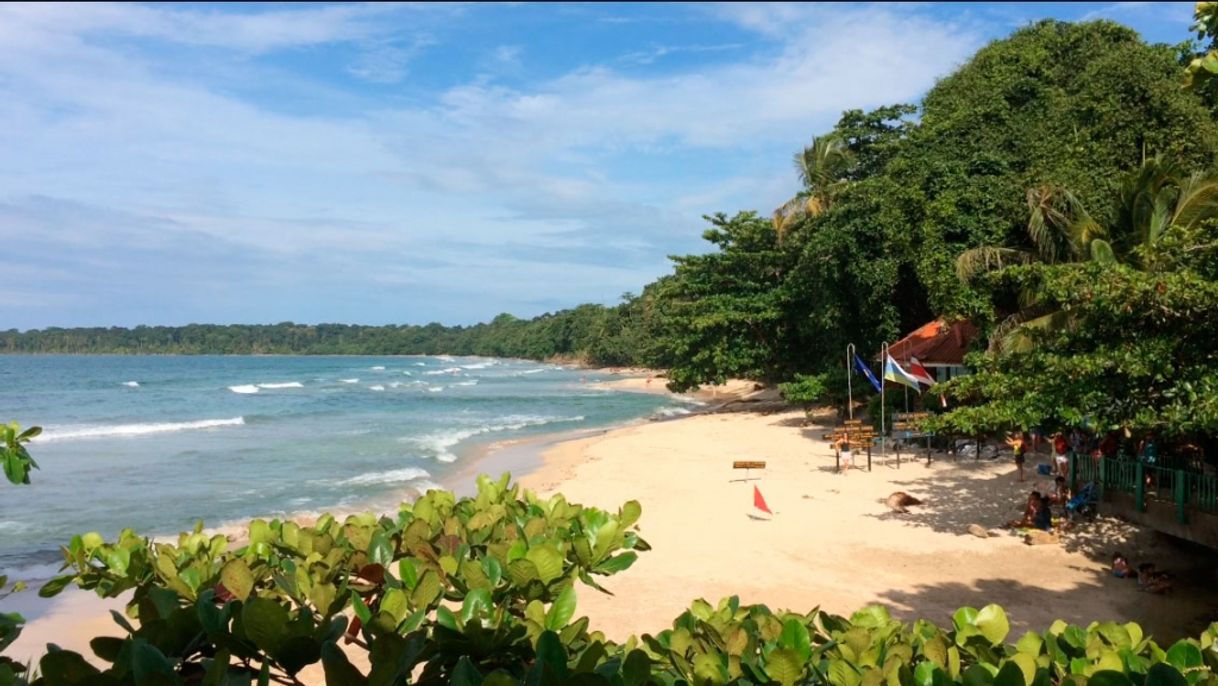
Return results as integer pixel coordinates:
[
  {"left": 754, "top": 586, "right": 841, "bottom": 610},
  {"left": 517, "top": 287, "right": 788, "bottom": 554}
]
[
  {"left": 956, "top": 186, "right": 1108, "bottom": 352},
  {"left": 772, "top": 135, "right": 853, "bottom": 241},
  {"left": 958, "top": 158, "right": 1218, "bottom": 352},
  {"left": 1112, "top": 158, "right": 1218, "bottom": 271}
]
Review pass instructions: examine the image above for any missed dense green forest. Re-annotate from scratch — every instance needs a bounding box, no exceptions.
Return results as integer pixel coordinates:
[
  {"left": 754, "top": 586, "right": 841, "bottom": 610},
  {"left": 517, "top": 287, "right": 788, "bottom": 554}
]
[{"left": 8, "top": 18, "right": 1218, "bottom": 436}]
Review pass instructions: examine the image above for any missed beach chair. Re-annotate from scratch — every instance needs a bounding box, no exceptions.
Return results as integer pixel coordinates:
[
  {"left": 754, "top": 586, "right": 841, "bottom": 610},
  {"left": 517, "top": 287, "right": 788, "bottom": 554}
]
[{"left": 1066, "top": 481, "right": 1098, "bottom": 520}]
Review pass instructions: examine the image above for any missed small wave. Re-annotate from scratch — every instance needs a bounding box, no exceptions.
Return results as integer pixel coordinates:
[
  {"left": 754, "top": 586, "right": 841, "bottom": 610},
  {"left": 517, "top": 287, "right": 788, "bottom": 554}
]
[
  {"left": 402, "top": 371, "right": 412, "bottom": 376},
  {"left": 369, "top": 385, "right": 385, "bottom": 391},
  {"left": 516, "top": 368, "right": 547, "bottom": 375},
  {"left": 39, "top": 417, "right": 245, "bottom": 442},
  {"left": 451, "top": 380, "right": 478, "bottom": 387},
  {"left": 654, "top": 407, "right": 693, "bottom": 419},
  {"left": 335, "top": 467, "right": 431, "bottom": 487},
  {"left": 428, "top": 387, "right": 444, "bottom": 392},
  {"left": 402, "top": 415, "right": 585, "bottom": 462},
  {"left": 460, "top": 361, "right": 498, "bottom": 370},
  {"left": 0, "top": 520, "right": 28, "bottom": 534},
  {"left": 424, "top": 367, "right": 463, "bottom": 376},
  {"left": 229, "top": 384, "right": 260, "bottom": 394},
  {"left": 414, "top": 362, "right": 426, "bottom": 366},
  {"left": 436, "top": 356, "right": 455, "bottom": 362},
  {"left": 123, "top": 381, "right": 140, "bottom": 387},
  {"left": 340, "top": 378, "right": 359, "bottom": 384},
  {"left": 257, "top": 382, "right": 303, "bottom": 389},
  {"left": 371, "top": 365, "right": 386, "bottom": 371}
]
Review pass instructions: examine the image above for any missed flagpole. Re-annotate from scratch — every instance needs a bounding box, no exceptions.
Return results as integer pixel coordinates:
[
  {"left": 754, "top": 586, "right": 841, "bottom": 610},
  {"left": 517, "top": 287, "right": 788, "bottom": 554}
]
[
  {"left": 880, "top": 342, "right": 888, "bottom": 460},
  {"left": 845, "top": 343, "right": 855, "bottom": 420}
]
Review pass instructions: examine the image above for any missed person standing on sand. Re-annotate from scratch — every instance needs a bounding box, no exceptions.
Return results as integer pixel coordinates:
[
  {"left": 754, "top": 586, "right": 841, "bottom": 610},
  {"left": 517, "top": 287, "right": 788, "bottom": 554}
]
[
  {"left": 1006, "top": 432, "right": 1027, "bottom": 482},
  {"left": 836, "top": 432, "right": 852, "bottom": 475},
  {"left": 1053, "top": 432, "right": 1070, "bottom": 477}
]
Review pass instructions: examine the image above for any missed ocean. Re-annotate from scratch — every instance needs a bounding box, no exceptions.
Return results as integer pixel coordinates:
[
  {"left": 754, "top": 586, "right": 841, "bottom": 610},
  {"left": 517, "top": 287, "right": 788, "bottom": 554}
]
[{"left": 0, "top": 355, "right": 691, "bottom": 577}]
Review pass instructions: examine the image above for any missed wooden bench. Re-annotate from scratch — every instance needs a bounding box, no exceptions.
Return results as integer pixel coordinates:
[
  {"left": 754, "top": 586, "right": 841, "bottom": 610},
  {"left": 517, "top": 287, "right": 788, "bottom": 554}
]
[
  {"left": 894, "top": 412, "right": 934, "bottom": 465},
  {"left": 731, "top": 460, "right": 766, "bottom": 481}
]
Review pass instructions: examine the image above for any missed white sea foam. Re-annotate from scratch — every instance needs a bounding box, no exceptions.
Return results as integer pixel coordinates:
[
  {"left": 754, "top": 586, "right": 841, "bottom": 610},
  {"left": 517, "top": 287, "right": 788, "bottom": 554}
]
[
  {"left": 229, "top": 384, "right": 260, "bottom": 394},
  {"left": 436, "top": 355, "right": 455, "bottom": 362},
  {"left": 340, "top": 378, "right": 359, "bottom": 384},
  {"left": 424, "top": 367, "right": 463, "bottom": 376},
  {"left": 336, "top": 467, "right": 431, "bottom": 487},
  {"left": 654, "top": 407, "right": 693, "bottom": 419},
  {"left": 414, "top": 362, "right": 426, "bottom": 366},
  {"left": 257, "top": 382, "right": 303, "bottom": 389},
  {"left": 369, "top": 385, "right": 385, "bottom": 391},
  {"left": 515, "top": 368, "right": 548, "bottom": 376},
  {"left": 39, "top": 417, "right": 245, "bottom": 442},
  {"left": 371, "top": 365, "right": 386, "bottom": 370},
  {"left": 402, "top": 415, "right": 585, "bottom": 462},
  {"left": 428, "top": 387, "right": 444, "bottom": 392},
  {"left": 123, "top": 381, "right": 140, "bottom": 387},
  {"left": 451, "top": 380, "right": 478, "bottom": 387},
  {"left": 460, "top": 361, "right": 498, "bottom": 370},
  {"left": 402, "top": 371, "right": 413, "bottom": 376}
]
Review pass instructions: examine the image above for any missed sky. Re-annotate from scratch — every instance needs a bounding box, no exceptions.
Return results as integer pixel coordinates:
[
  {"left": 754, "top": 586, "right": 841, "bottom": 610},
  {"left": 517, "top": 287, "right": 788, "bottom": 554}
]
[{"left": 0, "top": 1, "right": 1199, "bottom": 329}]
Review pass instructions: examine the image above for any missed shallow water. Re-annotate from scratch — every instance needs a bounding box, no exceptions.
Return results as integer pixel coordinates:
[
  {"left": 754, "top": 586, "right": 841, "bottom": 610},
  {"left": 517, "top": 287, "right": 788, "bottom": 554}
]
[{"left": 0, "top": 355, "right": 684, "bottom": 575}]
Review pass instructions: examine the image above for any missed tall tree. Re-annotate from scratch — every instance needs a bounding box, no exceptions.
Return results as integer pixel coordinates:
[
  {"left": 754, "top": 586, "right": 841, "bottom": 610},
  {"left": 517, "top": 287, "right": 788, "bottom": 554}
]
[{"left": 771, "top": 135, "right": 853, "bottom": 241}]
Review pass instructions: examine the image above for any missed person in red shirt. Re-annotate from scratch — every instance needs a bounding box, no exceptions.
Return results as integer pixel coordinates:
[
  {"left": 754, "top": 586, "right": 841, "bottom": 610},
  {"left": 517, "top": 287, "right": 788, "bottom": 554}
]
[{"left": 1053, "top": 432, "right": 1069, "bottom": 476}]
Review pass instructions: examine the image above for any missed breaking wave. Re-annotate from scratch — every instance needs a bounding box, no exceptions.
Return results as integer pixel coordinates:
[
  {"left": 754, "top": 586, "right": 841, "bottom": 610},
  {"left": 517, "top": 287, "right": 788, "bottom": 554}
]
[{"left": 39, "top": 417, "right": 246, "bottom": 442}]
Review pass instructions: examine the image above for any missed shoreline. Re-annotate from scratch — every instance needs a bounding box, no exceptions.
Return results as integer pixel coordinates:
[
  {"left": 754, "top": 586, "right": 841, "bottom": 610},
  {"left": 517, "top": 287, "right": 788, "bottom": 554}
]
[{"left": 11, "top": 377, "right": 1215, "bottom": 672}]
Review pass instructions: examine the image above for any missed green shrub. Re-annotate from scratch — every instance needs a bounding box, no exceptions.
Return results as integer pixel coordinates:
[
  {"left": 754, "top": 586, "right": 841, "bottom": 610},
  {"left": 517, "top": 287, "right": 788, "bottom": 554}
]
[{"left": 4, "top": 476, "right": 1218, "bottom": 686}]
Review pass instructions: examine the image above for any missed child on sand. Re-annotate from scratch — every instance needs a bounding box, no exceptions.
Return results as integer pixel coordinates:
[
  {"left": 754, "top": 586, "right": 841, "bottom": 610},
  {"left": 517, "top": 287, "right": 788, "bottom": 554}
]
[
  {"left": 1006, "top": 432, "right": 1028, "bottom": 482},
  {"left": 1005, "top": 491, "right": 1042, "bottom": 528},
  {"left": 1112, "top": 552, "right": 1132, "bottom": 579}
]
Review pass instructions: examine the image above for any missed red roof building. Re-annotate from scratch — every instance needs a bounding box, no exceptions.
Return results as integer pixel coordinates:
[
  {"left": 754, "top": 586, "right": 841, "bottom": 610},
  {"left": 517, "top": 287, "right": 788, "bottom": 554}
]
[{"left": 880, "top": 319, "right": 978, "bottom": 380}]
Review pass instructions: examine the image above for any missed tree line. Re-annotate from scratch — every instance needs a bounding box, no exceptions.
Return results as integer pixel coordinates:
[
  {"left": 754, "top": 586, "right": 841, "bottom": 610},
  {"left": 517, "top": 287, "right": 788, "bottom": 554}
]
[{"left": 7, "top": 18, "right": 1218, "bottom": 443}]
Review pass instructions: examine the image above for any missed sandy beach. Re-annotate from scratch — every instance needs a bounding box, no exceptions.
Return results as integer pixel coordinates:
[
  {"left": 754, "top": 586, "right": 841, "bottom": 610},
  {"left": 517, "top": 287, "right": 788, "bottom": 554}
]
[
  {"left": 511, "top": 380, "right": 1218, "bottom": 641},
  {"left": 7, "top": 378, "right": 1217, "bottom": 676}
]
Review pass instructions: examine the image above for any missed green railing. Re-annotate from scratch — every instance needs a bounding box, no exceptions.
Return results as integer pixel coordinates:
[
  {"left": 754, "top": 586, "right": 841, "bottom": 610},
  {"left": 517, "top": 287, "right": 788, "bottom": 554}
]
[{"left": 1068, "top": 452, "right": 1218, "bottom": 523}]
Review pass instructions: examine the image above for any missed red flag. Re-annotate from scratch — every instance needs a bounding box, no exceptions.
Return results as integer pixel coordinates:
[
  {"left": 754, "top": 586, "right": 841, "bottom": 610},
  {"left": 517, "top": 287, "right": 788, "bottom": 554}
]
[
  {"left": 753, "top": 485, "right": 772, "bottom": 514},
  {"left": 908, "top": 356, "right": 936, "bottom": 388}
]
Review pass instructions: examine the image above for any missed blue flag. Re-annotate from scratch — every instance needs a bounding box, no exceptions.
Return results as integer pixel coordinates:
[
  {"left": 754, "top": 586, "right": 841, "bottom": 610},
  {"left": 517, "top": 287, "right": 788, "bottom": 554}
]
[{"left": 853, "top": 354, "right": 882, "bottom": 393}]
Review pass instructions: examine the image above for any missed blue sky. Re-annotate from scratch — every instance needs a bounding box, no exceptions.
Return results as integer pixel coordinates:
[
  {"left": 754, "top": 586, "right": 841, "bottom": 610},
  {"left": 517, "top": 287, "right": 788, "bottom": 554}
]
[{"left": 0, "top": 2, "right": 1198, "bottom": 329}]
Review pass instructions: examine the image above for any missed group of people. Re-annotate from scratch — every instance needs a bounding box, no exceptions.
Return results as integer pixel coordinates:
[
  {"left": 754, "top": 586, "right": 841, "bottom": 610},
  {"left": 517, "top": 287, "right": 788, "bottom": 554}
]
[
  {"left": 1005, "top": 430, "right": 1078, "bottom": 482},
  {"left": 1004, "top": 477, "right": 1071, "bottom": 531},
  {"left": 1112, "top": 552, "right": 1174, "bottom": 593}
]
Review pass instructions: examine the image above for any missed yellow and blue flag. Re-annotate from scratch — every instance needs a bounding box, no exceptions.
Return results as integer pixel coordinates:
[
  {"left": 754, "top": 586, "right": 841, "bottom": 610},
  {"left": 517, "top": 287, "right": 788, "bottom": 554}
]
[{"left": 884, "top": 354, "right": 922, "bottom": 390}]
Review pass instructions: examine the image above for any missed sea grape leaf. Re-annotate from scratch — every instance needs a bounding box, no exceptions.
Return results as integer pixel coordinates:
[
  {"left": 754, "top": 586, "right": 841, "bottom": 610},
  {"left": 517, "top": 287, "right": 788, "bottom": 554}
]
[{"left": 220, "top": 559, "right": 254, "bottom": 602}]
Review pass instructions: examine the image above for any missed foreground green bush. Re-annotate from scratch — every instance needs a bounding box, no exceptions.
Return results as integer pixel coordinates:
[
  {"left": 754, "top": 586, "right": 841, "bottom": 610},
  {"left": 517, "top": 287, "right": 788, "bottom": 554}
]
[{"left": 2, "top": 476, "right": 1216, "bottom": 686}]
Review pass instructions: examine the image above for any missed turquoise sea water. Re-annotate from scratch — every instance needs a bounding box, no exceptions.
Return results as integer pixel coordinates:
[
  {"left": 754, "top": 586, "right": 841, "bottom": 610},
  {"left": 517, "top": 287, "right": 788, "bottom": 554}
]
[{"left": 0, "top": 355, "right": 690, "bottom": 576}]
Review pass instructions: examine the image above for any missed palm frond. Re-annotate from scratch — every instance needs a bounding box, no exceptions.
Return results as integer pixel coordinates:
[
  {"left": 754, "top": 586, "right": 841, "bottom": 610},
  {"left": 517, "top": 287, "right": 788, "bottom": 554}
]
[
  {"left": 1089, "top": 238, "right": 1117, "bottom": 266},
  {"left": 1171, "top": 171, "right": 1218, "bottom": 229},
  {"left": 955, "top": 246, "right": 1036, "bottom": 282},
  {"left": 989, "top": 309, "right": 1074, "bottom": 354}
]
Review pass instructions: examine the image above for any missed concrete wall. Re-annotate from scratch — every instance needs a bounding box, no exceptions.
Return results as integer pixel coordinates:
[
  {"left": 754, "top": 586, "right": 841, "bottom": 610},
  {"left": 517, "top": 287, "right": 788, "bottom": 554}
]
[{"left": 1102, "top": 491, "right": 1218, "bottom": 549}]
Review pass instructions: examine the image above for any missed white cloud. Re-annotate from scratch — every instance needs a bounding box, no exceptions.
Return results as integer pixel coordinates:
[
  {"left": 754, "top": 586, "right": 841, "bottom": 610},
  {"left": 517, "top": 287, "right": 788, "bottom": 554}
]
[{"left": 0, "top": 2, "right": 983, "bottom": 327}]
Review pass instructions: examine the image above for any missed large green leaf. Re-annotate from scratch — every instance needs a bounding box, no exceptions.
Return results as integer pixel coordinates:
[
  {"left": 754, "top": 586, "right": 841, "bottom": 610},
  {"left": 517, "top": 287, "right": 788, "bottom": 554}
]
[
  {"left": 220, "top": 559, "right": 254, "bottom": 602},
  {"left": 546, "top": 585, "right": 577, "bottom": 631},
  {"left": 975, "top": 605, "right": 1010, "bottom": 644},
  {"left": 241, "top": 598, "right": 289, "bottom": 653},
  {"left": 767, "top": 648, "right": 804, "bottom": 686}
]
